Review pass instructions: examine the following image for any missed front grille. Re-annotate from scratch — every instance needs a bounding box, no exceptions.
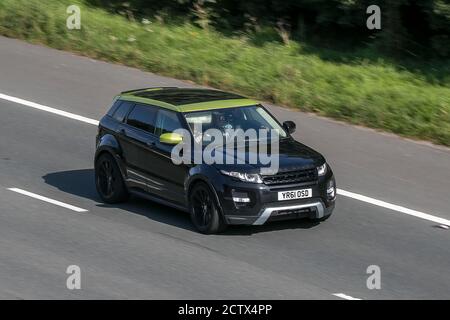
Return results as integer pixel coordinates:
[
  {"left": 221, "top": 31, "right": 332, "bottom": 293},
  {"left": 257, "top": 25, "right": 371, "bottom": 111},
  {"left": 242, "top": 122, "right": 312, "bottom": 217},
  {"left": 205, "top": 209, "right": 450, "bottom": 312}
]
[{"left": 262, "top": 168, "right": 317, "bottom": 186}]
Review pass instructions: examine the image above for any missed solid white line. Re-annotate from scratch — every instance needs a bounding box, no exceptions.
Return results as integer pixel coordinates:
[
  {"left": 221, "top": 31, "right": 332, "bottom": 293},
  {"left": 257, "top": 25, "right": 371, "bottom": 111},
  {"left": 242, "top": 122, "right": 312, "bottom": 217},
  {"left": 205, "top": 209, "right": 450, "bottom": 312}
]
[
  {"left": 337, "top": 188, "right": 450, "bottom": 226},
  {"left": 2, "top": 92, "right": 449, "bottom": 226},
  {"left": 0, "top": 93, "right": 99, "bottom": 125},
  {"left": 7, "top": 188, "right": 88, "bottom": 213},
  {"left": 332, "top": 293, "right": 362, "bottom": 300}
]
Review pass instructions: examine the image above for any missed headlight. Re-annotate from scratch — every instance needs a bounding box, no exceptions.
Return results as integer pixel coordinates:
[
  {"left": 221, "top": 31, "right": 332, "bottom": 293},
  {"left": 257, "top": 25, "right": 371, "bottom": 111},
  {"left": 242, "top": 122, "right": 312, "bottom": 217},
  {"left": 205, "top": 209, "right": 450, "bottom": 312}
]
[
  {"left": 220, "top": 170, "right": 263, "bottom": 183},
  {"left": 317, "top": 163, "right": 327, "bottom": 176}
]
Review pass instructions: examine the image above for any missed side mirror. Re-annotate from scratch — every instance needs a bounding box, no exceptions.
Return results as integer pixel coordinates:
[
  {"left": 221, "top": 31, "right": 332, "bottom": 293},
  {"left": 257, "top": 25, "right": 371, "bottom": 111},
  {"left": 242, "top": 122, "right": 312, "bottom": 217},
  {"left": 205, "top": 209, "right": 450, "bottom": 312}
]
[
  {"left": 160, "top": 132, "right": 183, "bottom": 145},
  {"left": 283, "top": 121, "right": 296, "bottom": 134}
]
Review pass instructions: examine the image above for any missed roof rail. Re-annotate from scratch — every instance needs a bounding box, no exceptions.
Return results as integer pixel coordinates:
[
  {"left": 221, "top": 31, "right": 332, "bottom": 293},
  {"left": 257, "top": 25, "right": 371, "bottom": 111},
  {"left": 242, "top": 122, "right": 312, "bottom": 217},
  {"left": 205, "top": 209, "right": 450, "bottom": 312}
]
[{"left": 120, "top": 87, "right": 178, "bottom": 94}]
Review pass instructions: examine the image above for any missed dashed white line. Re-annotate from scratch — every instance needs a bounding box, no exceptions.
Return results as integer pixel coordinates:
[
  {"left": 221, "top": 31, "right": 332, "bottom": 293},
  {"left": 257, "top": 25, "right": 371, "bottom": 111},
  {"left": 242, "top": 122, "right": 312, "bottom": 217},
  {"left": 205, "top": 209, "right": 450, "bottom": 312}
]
[
  {"left": 7, "top": 188, "right": 88, "bottom": 213},
  {"left": 337, "top": 189, "right": 450, "bottom": 226},
  {"left": 1, "top": 92, "right": 450, "bottom": 227},
  {"left": 0, "top": 93, "right": 99, "bottom": 125},
  {"left": 332, "top": 293, "right": 362, "bottom": 300}
]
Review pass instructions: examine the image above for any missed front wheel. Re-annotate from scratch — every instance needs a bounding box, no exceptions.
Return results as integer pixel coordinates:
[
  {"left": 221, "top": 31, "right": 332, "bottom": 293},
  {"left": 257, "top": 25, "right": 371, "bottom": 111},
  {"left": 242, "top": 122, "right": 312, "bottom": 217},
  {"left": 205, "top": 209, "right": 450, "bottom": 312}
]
[
  {"left": 189, "top": 182, "right": 227, "bottom": 234},
  {"left": 95, "top": 153, "right": 129, "bottom": 203}
]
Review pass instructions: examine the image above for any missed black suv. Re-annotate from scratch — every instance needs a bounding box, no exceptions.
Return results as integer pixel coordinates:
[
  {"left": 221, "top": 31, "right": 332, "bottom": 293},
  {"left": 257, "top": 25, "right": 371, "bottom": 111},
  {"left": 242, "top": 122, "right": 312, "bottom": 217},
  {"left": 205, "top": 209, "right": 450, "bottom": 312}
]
[{"left": 95, "top": 87, "right": 336, "bottom": 233}]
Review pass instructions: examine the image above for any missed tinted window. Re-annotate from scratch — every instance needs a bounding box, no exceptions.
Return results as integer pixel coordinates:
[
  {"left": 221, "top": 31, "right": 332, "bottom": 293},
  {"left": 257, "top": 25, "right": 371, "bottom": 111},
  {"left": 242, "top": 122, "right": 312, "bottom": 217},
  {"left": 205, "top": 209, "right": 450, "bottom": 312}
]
[
  {"left": 107, "top": 100, "right": 122, "bottom": 116},
  {"left": 155, "top": 109, "right": 183, "bottom": 136},
  {"left": 126, "top": 104, "right": 157, "bottom": 133},
  {"left": 112, "top": 101, "right": 133, "bottom": 122},
  {"left": 184, "top": 105, "right": 287, "bottom": 144}
]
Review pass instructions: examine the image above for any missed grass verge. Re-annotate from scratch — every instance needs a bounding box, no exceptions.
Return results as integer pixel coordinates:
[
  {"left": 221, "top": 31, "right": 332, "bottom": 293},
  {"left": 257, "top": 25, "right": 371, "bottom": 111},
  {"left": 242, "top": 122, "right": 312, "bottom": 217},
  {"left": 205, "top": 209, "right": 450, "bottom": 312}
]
[{"left": 1, "top": 0, "right": 449, "bottom": 146}]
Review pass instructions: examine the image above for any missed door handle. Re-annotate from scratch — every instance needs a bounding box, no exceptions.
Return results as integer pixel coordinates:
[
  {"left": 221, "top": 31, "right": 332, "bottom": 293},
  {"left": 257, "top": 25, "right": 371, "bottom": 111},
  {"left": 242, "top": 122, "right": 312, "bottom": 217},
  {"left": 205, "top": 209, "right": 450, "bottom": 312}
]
[{"left": 146, "top": 141, "right": 156, "bottom": 148}]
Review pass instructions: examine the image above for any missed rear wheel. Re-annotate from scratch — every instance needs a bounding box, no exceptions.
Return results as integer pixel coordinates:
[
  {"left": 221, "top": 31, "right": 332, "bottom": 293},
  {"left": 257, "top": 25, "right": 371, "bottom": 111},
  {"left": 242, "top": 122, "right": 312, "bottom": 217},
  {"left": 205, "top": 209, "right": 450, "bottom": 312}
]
[
  {"left": 189, "top": 182, "right": 226, "bottom": 234},
  {"left": 95, "top": 153, "right": 129, "bottom": 203}
]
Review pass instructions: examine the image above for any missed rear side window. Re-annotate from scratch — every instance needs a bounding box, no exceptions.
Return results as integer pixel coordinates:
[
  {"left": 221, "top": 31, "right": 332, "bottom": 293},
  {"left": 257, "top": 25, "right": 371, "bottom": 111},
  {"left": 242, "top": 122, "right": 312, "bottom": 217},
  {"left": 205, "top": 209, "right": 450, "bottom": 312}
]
[
  {"left": 126, "top": 104, "right": 157, "bottom": 134},
  {"left": 155, "top": 109, "right": 183, "bottom": 136},
  {"left": 112, "top": 101, "right": 133, "bottom": 122},
  {"left": 107, "top": 99, "right": 122, "bottom": 116}
]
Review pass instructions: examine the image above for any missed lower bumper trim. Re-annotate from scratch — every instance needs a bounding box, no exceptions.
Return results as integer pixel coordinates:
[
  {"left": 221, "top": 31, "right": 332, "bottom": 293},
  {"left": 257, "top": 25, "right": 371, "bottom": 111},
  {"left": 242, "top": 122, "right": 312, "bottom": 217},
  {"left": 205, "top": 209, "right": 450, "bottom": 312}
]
[{"left": 252, "top": 201, "right": 325, "bottom": 225}]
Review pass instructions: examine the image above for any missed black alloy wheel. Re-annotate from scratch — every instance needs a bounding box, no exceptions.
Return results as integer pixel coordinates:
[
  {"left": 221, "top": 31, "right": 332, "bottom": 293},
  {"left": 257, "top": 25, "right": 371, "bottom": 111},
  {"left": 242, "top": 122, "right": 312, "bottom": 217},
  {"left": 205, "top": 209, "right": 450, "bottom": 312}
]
[
  {"left": 189, "top": 182, "right": 226, "bottom": 234},
  {"left": 95, "top": 153, "right": 128, "bottom": 203}
]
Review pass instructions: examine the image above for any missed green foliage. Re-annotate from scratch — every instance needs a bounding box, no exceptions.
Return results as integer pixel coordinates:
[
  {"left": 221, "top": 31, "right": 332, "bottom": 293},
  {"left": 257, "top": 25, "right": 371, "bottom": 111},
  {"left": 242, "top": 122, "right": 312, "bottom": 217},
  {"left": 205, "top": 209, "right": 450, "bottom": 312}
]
[
  {"left": 0, "top": 0, "right": 449, "bottom": 145},
  {"left": 85, "top": 0, "right": 450, "bottom": 58}
]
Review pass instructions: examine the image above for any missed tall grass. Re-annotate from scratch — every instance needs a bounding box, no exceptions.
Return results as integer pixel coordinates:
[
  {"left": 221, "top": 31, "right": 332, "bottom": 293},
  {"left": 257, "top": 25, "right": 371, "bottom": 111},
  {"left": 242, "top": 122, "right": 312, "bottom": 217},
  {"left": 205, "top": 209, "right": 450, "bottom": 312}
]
[{"left": 1, "top": 0, "right": 449, "bottom": 145}]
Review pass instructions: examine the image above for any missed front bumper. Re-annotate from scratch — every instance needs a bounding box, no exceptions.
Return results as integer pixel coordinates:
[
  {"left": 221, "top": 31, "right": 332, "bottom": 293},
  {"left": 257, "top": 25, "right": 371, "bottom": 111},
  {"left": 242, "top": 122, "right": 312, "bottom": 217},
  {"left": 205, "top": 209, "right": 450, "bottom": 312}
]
[
  {"left": 225, "top": 199, "right": 334, "bottom": 225},
  {"left": 214, "top": 172, "right": 336, "bottom": 225}
]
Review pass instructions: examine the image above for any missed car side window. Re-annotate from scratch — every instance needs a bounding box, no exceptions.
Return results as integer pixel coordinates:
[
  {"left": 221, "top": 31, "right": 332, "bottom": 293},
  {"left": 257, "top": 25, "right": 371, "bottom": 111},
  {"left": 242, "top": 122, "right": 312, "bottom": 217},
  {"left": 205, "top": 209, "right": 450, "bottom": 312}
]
[
  {"left": 107, "top": 100, "right": 122, "bottom": 117},
  {"left": 154, "top": 109, "right": 183, "bottom": 136},
  {"left": 112, "top": 101, "right": 133, "bottom": 122},
  {"left": 126, "top": 103, "right": 157, "bottom": 134}
]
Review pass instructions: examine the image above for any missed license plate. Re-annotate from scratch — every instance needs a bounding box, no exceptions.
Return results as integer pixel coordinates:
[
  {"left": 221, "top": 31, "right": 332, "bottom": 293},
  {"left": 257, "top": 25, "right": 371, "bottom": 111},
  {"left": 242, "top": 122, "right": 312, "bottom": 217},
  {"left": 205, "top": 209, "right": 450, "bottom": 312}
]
[{"left": 278, "top": 188, "right": 312, "bottom": 201}]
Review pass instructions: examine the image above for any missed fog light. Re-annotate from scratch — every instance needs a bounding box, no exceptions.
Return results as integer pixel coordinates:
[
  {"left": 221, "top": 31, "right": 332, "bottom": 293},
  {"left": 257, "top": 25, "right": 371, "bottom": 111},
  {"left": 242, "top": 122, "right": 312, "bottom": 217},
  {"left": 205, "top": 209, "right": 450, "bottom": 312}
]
[
  {"left": 232, "top": 190, "right": 251, "bottom": 203},
  {"left": 326, "top": 180, "right": 336, "bottom": 199}
]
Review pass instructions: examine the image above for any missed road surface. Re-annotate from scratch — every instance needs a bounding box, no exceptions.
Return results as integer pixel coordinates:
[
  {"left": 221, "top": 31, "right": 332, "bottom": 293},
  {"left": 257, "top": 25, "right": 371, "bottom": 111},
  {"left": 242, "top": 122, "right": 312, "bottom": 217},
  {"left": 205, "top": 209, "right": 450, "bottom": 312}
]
[{"left": 0, "top": 36, "right": 449, "bottom": 299}]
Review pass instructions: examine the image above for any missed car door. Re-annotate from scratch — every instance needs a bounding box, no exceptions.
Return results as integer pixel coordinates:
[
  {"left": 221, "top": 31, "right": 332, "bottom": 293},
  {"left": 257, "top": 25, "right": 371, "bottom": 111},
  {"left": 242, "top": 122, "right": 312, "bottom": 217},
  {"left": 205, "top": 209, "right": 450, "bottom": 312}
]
[
  {"left": 117, "top": 103, "right": 158, "bottom": 192},
  {"left": 143, "top": 108, "right": 189, "bottom": 205}
]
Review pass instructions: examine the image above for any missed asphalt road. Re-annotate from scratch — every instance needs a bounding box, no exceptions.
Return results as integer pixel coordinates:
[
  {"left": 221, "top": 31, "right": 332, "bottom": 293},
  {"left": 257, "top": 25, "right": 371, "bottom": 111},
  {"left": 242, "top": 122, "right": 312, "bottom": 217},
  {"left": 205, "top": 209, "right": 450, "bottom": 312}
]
[{"left": 0, "top": 36, "right": 449, "bottom": 299}]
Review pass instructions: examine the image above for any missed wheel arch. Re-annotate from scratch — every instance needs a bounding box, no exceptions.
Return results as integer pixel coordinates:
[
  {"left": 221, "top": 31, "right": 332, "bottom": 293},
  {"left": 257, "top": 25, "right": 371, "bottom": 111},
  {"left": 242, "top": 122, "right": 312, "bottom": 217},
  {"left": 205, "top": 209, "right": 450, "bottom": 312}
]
[
  {"left": 186, "top": 175, "right": 224, "bottom": 217},
  {"left": 95, "top": 133, "right": 121, "bottom": 160},
  {"left": 95, "top": 134, "right": 127, "bottom": 181}
]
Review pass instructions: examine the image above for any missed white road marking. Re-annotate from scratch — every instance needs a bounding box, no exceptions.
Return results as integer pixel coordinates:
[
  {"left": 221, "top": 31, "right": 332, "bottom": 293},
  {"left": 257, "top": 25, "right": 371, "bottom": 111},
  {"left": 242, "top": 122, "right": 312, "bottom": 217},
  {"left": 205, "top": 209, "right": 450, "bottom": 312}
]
[
  {"left": 332, "top": 293, "right": 362, "bottom": 300},
  {"left": 337, "top": 189, "right": 450, "bottom": 226},
  {"left": 2, "top": 92, "right": 449, "bottom": 226},
  {"left": 0, "top": 93, "right": 99, "bottom": 125},
  {"left": 7, "top": 188, "right": 88, "bottom": 213}
]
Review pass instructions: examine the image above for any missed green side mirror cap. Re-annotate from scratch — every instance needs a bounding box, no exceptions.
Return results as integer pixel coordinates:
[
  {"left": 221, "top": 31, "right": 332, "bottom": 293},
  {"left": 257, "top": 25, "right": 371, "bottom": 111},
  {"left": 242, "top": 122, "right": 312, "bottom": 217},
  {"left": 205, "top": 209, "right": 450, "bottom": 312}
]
[{"left": 159, "top": 132, "right": 183, "bottom": 145}]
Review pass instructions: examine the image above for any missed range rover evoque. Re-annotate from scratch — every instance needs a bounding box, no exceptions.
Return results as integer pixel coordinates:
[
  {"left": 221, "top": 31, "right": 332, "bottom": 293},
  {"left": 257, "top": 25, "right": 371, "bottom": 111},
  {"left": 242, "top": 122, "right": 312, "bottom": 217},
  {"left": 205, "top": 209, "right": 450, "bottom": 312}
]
[{"left": 95, "top": 87, "right": 336, "bottom": 233}]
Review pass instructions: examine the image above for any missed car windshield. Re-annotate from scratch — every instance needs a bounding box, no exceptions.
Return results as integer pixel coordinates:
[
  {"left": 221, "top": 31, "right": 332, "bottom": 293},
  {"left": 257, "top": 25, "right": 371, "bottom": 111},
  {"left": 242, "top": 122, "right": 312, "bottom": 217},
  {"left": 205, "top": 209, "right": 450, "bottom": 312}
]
[{"left": 184, "top": 105, "right": 287, "bottom": 144}]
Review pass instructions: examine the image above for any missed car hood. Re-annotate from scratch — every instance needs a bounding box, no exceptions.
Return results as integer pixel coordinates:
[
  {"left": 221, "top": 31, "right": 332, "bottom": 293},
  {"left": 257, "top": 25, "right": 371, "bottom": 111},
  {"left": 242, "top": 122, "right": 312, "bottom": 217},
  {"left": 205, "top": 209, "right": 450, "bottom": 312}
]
[{"left": 209, "top": 137, "right": 325, "bottom": 173}]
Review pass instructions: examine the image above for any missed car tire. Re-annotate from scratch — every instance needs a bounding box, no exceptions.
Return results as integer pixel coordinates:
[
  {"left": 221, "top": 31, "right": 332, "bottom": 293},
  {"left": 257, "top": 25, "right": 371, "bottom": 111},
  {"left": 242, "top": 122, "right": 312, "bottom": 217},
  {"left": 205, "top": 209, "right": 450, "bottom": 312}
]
[
  {"left": 95, "top": 153, "right": 129, "bottom": 204},
  {"left": 189, "top": 182, "right": 227, "bottom": 234}
]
